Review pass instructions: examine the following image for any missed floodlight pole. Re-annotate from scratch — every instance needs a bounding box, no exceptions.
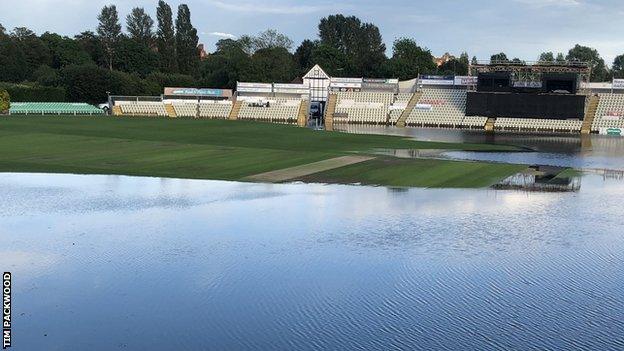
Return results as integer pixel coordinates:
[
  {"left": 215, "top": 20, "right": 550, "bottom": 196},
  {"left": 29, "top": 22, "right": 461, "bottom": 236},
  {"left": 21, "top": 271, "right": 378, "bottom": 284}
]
[{"left": 106, "top": 91, "right": 111, "bottom": 115}]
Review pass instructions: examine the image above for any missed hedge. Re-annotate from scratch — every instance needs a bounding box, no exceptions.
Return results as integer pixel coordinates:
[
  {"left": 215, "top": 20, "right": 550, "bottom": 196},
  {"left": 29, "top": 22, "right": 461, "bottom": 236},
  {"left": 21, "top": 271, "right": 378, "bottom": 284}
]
[{"left": 0, "top": 83, "right": 66, "bottom": 102}]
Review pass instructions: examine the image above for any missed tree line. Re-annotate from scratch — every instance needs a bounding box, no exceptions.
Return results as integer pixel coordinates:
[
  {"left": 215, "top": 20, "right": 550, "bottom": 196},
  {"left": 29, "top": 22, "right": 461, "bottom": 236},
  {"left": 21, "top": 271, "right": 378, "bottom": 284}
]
[{"left": 1, "top": 2, "right": 624, "bottom": 104}]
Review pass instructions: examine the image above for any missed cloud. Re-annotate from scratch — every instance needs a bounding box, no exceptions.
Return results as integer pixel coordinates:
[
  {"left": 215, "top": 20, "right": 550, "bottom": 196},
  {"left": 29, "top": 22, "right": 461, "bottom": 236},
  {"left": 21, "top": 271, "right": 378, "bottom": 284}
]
[
  {"left": 203, "top": 31, "right": 238, "bottom": 39},
  {"left": 204, "top": 0, "right": 328, "bottom": 15},
  {"left": 513, "top": 0, "right": 581, "bottom": 7}
]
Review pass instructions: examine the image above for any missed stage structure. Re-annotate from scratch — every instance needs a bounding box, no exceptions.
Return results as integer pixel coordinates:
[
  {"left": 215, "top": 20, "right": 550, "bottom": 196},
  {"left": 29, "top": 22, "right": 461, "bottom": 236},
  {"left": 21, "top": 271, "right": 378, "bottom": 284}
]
[
  {"left": 469, "top": 60, "right": 592, "bottom": 93},
  {"left": 466, "top": 60, "right": 592, "bottom": 120}
]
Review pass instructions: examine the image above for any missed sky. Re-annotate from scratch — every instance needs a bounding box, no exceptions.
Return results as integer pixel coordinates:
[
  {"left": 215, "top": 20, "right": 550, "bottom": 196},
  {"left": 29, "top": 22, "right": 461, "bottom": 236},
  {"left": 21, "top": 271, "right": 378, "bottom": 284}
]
[{"left": 1, "top": 0, "right": 624, "bottom": 65}]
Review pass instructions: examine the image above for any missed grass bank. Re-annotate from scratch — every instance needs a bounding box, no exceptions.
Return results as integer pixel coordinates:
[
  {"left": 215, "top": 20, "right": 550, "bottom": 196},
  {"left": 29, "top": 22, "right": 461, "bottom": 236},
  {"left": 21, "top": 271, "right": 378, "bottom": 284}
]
[{"left": 0, "top": 116, "right": 525, "bottom": 187}]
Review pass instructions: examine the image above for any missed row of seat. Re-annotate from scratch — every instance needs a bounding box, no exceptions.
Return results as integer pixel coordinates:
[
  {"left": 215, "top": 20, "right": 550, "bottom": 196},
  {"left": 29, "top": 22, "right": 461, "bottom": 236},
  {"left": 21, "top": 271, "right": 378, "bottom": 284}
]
[
  {"left": 406, "top": 89, "right": 467, "bottom": 127},
  {"left": 9, "top": 102, "right": 104, "bottom": 115},
  {"left": 495, "top": 118, "right": 583, "bottom": 132},
  {"left": 119, "top": 102, "right": 167, "bottom": 116},
  {"left": 334, "top": 92, "right": 393, "bottom": 124},
  {"left": 592, "top": 93, "right": 624, "bottom": 130},
  {"left": 238, "top": 99, "right": 301, "bottom": 123}
]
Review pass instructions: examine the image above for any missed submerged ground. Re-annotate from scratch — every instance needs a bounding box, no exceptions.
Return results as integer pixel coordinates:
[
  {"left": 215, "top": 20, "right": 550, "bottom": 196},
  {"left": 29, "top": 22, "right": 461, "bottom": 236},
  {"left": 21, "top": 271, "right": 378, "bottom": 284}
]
[
  {"left": 0, "top": 116, "right": 525, "bottom": 188},
  {"left": 2, "top": 172, "right": 623, "bottom": 350}
]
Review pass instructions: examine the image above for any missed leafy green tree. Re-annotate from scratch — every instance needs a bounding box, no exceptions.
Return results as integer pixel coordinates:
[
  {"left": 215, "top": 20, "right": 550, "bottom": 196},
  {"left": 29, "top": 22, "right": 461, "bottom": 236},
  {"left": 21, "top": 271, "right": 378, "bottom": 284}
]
[
  {"left": 175, "top": 4, "right": 199, "bottom": 75},
  {"left": 556, "top": 53, "right": 566, "bottom": 62},
  {"left": 612, "top": 54, "right": 624, "bottom": 79},
  {"left": 471, "top": 56, "right": 478, "bottom": 65},
  {"left": 126, "top": 7, "right": 154, "bottom": 44},
  {"left": 33, "top": 65, "right": 61, "bottom": 86},
  {"left": 387, "top": 38, "right": 435, "bottom": 80},
  {"left": 146, "top": 71, "right": 197, "bottom": 90},
  {"left": 41, "top": 32, "right": 93, "bottom": 69},
  {"left": 11, "top": 27, "right": 52, "bottom": 77},
  {"left": 61, "top": 64, "right": 111, "bottom": 103},
  {"left": 539, "top": 52, "right": 554, "bottom": 63},
  {"left": 156, "top": 0, "right": 177, "bottom": 73},
  {"left": 490, "top": 52, "right": 508, "bottom": 63},
  {"left": 459, "top": 52, "right": 469, "bottom": 66},
  {"left": 294, "top": 39, "right": 317, "bottom": 75},
  {"left": 244, "top": 29, "right": 293, "bottom": 54},
  {"left": 0, "top": 89, "right": 10, "bottom": 113},
  {"left": 114, "top": 36, "right": 159, "bottom": 75},
  {"left": 97, "top": 5, "right": 122, "bottom": 70},
  {"left": 439, "top": 58, "right": 468, "bottom": 75},
  {"left": 318, "top": 15, "right": 387, "bottom": 77},
  {"left": 250, "top": 47, "right": 296, "bottom": 83},
  {"left": 310, "top": 44, "right": 347, "bottom": 77},
  {"left": 566, "top": 44, "right": 609, "bottom": 81},
  {"left": 200, "top": 39, "right": 252, "bottom": 88},
  {"left": 0, "top": 32, "right": 29, "bottom": 82},
  {"left": 75, "top": 31, "right": 106, "bottom": 67}
]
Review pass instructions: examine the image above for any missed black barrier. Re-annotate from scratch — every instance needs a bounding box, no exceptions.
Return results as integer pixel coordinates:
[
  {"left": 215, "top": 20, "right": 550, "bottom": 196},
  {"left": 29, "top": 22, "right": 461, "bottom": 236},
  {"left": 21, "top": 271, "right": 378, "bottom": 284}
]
[{"left": 466, "top": 92, "right": 586, "bottom": 119}]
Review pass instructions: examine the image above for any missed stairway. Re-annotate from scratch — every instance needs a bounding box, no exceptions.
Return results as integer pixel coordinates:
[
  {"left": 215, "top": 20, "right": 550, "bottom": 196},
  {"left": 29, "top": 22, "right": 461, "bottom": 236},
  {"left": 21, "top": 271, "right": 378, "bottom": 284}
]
[
  {"left": 164, "top": 104, "right": 177, "bottom": 118},
  {"left": 324, "top": 93, "right": 337, "bottom": 131},
  {"left": 111, "top": 105, "right": 122, "bottom": 116},
  {"left": 581, "top": 95, "right": 600, "bottom": 134},
  {"left": 484, "top": 117, "right": 496, "bottom": 132},
  {"left": 229, "top": 100, "right": 242, "bottom": 120},
  {"left": 297, "top": 100, "right": 309, "bottom": 127},
  {"left": 396, "top": 92, "right": 422, "bottom": 127}
]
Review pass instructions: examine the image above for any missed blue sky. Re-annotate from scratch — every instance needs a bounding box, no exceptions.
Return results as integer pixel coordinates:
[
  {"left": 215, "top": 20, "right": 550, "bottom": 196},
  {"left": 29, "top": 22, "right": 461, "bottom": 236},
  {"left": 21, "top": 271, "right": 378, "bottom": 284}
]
[{"left": 1, "top": 0, "right": 623, "bottom": 64}]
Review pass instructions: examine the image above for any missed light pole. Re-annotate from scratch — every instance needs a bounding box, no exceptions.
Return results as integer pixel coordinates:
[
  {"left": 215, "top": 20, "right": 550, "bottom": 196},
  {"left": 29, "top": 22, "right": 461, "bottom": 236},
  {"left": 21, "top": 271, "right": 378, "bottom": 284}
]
[{"left": 106, "top": 91, "right": 111, "bottom": 115}]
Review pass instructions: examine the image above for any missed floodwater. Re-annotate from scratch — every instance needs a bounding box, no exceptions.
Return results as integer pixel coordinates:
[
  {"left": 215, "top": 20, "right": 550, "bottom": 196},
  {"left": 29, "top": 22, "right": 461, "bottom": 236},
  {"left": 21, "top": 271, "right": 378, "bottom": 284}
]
[
  {"left": 2, "top": 171, "right": 624, "bottom": 350},
  {"left": 335, "top": 125, "right": 624, "bottom": 171}
]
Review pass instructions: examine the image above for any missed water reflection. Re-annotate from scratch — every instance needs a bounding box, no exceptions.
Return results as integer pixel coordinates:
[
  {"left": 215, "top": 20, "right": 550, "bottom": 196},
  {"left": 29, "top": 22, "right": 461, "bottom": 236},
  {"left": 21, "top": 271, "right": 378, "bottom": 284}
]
[
  {"left": 2, "top": 173, "right": 624, "bottom": 350},
  {"left": 493, "top": 166, "right": 582, "bottom": 192},
  {"left": 336, "top": 125, "right": 624, "bottom": 170}
]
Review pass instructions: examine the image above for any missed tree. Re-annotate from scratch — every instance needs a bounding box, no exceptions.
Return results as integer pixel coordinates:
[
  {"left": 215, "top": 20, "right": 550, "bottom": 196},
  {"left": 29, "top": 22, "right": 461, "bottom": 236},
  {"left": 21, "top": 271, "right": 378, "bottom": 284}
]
[
  {"left": 612, "top": 54, "right": 624, "bottom": 79},
  {"left": 237, "top": 29, "right": 293, "bottom": 56},
  {"left": 556, "top": 53, "right": 565, "bottom": 62},
  {"left": 459, "top": 52, "right": 469, "bottom": 66},
  {"left": 310, "top": 44, "right": 347, "bottom": 77},
  {"left": 0, "top": 31, "right": 29, "bottom": 82},
  {"left": 439, "top": 58, "right": 468, "bottom": 75},
  {"left": 387, "top": 38, "right": 435, "bottom": 80},
  {"left": 471, "top": 56, "right": 478, "bottom": 65},
  {"left": 61, "top": 64, "right": 112, "bottom": 103},
  {"left": 75, "top": 31, "right": 106, "bottom": 67},
  {"left": 97, "top": 5, "right": 122, "bottom": 71},
  {"left": 539, "top": 52, "right": 554, "bottom": 63},
  {"left": 200, "top": 39, "right": 252, "bottom": 88},
  {"left": 126, "top": 7, "right": 154, "bottom": 44},
  {"left": 254, "top": 29, "right": 293, "bottom": 52},
  {"left": 11, "top": 27, "right": 52, "bottom": 77},
  {"left": 249, "top": 47, "right": 296, "bottom": 83},
  {"left": 41, "top": 32, "right": 93, "bottom": 69},
  {"left": 156, "top": 0, "right": 177, "bottom": 72},
  {"left": 175, "top": 4, "right": 199, "bottom": 75},
  {"left": 294, "top": 39, "right": 317, "bottom": 74},
  {"left": 566, "top": 44, "right": 608, "bottom": 81},
  {"left": 114, "top": 36, "right": 159, "bottom": 75},
  {"left": 318, "top": 15, "right": 387, "bottom": 77},
  {"left": 33, "top": 65, "right": 61, "bottom": 86},
  {"left": 490, "top": 52, "right": 508, "bottom": 63}
]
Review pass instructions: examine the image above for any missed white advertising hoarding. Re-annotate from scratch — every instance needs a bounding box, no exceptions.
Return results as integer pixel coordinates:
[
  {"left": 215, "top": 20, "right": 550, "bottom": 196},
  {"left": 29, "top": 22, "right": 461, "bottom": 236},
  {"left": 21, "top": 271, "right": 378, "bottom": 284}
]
[
  {"left": 453, "top": 76, "right": 478, "bottom": 86},
  {"left": 612, "top": 79, "right": 624, "bottom": 89},
  {"left": 237, "top": 82, "right": 272, "bottom": 93}
]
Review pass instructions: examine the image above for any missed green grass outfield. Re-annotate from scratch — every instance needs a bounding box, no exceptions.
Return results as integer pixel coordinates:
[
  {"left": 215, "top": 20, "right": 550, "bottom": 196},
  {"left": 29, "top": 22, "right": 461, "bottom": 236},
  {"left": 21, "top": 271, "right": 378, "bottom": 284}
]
[{"left": 0, "top": 116, "right": 525, "bottom": 187}]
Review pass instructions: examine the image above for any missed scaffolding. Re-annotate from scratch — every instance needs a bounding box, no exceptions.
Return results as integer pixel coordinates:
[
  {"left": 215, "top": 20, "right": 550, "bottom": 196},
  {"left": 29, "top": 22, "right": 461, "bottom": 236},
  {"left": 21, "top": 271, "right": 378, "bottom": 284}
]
[{"left": 469, "top": 60, "right": 592, "bottom": 94}]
